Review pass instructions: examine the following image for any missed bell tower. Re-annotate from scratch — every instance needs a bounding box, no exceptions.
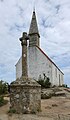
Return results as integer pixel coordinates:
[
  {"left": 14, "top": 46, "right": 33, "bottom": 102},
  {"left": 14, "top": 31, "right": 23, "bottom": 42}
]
[{"left": 29, "top": 10, "right": 40, "bottom": 47}]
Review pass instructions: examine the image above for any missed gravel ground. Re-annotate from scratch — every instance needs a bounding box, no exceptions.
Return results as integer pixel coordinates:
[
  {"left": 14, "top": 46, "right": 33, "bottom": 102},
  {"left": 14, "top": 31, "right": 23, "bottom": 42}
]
[{"left": 0, "top": 91, "right": 70, "bottom": 120}]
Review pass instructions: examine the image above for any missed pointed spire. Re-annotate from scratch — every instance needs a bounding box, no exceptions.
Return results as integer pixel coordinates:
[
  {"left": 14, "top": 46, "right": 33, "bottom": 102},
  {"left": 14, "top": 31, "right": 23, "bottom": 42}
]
[
  {"left": 29, "top": 10, "right": 40, "bottom": 37},
  {"left": 28, "top": 10, "right": 40, "bottom": 47}
]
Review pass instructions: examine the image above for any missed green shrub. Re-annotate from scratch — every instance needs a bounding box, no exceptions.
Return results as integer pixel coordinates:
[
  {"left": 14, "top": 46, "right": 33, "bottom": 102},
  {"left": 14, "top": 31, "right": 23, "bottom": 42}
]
[
  {"left": 62, "top": 84, "right": 68, "bottom": 88},
  {"left": 8, "top": 108, "right": 16, "bottom": 113},
  {"left": 37, "top": 78, "right": 44, "bottom": 88},
  {"left": 0, "top": 80, "right": 8, "bottom": 95},
  {"left": 44, "top": 77, "right": 51, "bottom": 88},
  {"left": 0, "top": 96, "right": 8, "bottom": 107},
  {"left": 37, "top": 74, "right": 51, "bottom": 88}
]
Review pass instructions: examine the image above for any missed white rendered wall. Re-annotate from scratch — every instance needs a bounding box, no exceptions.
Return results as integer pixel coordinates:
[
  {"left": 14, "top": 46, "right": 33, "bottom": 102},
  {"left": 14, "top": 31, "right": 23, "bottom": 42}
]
[
  {"left": 51, "top": 64, "right": 64, "bottom": 86},
  {"left": 15, "top": 46, "right": 64, "bottom": 86},
  {"left": 27, "top": 46, "right": 52, "bottom": 82}
]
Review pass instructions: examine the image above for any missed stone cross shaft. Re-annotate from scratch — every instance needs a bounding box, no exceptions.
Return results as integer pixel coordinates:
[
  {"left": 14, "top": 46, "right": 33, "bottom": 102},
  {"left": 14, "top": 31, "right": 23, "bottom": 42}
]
[{"left": 19, "top": 32, "right": 29, "bottom": 77}]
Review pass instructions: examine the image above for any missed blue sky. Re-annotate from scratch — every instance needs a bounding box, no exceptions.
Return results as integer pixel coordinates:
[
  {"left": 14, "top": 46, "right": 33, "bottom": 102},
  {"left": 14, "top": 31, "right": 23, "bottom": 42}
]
[{"left": 0, "top": 0, "right": 70, "bottom": 87}]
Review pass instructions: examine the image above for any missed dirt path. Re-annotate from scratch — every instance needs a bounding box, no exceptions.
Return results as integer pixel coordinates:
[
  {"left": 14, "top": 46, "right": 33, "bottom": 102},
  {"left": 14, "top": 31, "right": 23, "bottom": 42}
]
[{"left": 41, "top": 97, "right": 70, "bottom": 115}]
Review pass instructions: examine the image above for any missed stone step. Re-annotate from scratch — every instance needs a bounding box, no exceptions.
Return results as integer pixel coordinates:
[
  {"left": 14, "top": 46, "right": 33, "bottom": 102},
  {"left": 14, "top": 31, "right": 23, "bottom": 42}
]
[{"left": 55, "top": 91, "right": 66, "bottom": 96}]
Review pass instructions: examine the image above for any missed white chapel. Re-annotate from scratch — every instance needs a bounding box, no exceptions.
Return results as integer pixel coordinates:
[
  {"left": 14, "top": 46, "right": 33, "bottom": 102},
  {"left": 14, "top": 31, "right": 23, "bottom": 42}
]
[{"left": 15, "top": 10, "right": 64, "bottom": 86}]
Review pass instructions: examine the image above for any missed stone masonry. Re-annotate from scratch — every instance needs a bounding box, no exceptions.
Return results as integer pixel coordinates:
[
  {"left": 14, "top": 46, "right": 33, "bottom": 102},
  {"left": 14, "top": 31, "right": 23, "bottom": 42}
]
[
  {"left": 10, "top": 77, "right": 41, "bottom": 114},
  {"left": 10, "top": 32, "right": 41, "bottom": 114}
]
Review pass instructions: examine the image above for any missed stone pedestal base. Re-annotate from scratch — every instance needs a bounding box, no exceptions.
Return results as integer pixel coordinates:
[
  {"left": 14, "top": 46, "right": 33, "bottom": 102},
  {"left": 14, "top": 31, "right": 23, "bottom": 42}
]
[{"left": 10, "top": 77, "right": 41, "bottom": 114}]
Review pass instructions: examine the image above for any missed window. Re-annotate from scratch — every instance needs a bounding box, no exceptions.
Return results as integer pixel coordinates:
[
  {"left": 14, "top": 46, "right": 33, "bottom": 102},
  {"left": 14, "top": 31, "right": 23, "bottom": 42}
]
[
  {"left": 55, "top": 68, "right": 57, "bottom": 77},
  {"left": 59, "top": 74, "right": 60, "bottom": 85}
]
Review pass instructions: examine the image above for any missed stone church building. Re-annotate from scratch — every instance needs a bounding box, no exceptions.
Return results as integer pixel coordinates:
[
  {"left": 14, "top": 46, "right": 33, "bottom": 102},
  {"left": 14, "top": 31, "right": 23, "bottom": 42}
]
[{"left": 16, "top": 10, "right": 64, "bottom": 86}]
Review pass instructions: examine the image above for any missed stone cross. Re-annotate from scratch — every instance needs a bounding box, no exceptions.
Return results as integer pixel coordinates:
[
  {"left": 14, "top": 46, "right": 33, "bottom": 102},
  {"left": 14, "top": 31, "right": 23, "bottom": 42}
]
[
  {"left": 10, "top": 31, "right": 41, "bottom": 114},
  {"left": 19, "top": 32, "right": 29, "bottom": 77}
]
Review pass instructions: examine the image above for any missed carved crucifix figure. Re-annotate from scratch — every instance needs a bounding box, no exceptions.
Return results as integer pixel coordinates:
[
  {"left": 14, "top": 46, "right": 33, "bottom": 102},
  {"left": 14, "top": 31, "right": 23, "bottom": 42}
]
[{"left": 19, "top": 32, "right": 29, "bottom": 77}]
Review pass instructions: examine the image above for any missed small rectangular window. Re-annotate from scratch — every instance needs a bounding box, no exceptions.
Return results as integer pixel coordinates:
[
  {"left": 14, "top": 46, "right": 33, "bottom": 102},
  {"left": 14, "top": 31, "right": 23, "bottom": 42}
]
[
  {"left": 59, "top": 74, "right": 60, "bottom": 85},
  {"left": 55, "top": 68, "right": 57, "bottom": 77}
]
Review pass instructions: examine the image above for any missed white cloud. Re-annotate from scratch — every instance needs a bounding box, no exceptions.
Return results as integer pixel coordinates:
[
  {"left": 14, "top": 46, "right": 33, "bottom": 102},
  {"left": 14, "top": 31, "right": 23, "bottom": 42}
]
[
  {"left": 63, "top": 66, "right": 70, "bottom": 87},
  {"left": 0, "top": 0, "right": 70, "bottom": 86}
]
